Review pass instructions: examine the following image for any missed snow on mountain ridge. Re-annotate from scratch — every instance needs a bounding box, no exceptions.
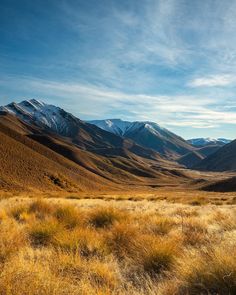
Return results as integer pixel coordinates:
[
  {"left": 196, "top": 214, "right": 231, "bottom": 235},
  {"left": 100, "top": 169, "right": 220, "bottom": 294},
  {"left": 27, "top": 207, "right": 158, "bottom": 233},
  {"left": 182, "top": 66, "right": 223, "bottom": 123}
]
[
  {"left": 0, "top": 99, "right": 79, "bottom": 136},
  {"left": 89, "top": 118, "right": 196, "bottom": 158},
  {"left": 89, "top": 119, "right": 166, "bottom": 137},
  {"left": 188, "top": 137, "right": 231, "bottom": 146}
]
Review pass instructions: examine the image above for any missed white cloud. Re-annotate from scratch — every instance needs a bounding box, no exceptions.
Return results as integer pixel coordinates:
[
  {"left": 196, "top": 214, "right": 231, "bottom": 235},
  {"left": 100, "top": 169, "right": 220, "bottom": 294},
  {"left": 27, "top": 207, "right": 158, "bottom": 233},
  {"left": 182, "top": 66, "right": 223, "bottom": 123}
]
[
  {"left": 189, "top": 75, "right": 236, "bottom": 87},
  {"left": 1, "top": 76, "right": 236, "bottom": 131}
]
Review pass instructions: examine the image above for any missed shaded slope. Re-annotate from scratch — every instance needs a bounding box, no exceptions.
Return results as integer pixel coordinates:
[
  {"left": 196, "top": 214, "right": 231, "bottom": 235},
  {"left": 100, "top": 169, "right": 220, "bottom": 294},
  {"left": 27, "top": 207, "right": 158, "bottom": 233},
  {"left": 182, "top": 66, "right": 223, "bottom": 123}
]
[
  {"left": 178, "top": 151, "right": 204, "bottom": 168},
  {"left": 177, "top": 145, "right": 222, "bottom": 168},
  {"left": 196, "top": 145, "right": 222, "bottom": 157},
  {"left": 201, "top": 177, "right": 236, "bottom": 192},
  {"left": 195, "top": 140, "right": 236, "bottom": 171}
]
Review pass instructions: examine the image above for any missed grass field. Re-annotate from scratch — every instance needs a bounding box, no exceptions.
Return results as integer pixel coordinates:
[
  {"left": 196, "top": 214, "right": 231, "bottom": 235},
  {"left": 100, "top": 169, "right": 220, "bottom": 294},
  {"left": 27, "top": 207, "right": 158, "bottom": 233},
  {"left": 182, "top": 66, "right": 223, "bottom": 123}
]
[{"left": 0, "top": 193, "right": 235, "bottom": 295}]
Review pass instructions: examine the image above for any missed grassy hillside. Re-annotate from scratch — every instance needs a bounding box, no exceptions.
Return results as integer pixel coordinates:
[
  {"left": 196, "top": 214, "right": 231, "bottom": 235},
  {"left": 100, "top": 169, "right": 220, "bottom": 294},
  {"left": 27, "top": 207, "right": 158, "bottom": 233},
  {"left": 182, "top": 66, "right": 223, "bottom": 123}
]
[{"left": 0, "top": 113, "right": 192, "bottom": 193}]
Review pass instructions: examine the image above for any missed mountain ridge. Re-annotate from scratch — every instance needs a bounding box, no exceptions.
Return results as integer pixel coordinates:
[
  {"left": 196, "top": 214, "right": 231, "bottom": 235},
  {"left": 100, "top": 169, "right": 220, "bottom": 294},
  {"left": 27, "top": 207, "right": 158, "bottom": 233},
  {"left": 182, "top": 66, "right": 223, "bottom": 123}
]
[
  {"left": 188, "top": 137, "right": 231, "bottom": 147},
  {"left": 0, "top": 102, "right": 188, "bottom": 192},
  {"left": 195, "top": 139, "right": 236, "bottom": 172},
  {"left": 89, "top": 118, "right": 195, "bottom": 159}
]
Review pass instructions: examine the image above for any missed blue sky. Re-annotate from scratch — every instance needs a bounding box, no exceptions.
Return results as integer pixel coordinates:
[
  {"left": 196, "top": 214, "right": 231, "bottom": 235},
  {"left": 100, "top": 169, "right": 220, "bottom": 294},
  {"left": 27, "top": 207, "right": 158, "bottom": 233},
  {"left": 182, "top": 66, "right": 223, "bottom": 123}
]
[{"left": 0, "top": 0, "right": 236, "bottom": 139}]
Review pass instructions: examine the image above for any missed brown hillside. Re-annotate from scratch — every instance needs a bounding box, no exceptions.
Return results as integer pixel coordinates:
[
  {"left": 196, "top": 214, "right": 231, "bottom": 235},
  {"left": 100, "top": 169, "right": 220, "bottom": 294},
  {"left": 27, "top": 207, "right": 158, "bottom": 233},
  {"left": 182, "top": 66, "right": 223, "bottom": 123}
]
[{"left": 0, "top": 113, "right": 185, "bottom": 192}]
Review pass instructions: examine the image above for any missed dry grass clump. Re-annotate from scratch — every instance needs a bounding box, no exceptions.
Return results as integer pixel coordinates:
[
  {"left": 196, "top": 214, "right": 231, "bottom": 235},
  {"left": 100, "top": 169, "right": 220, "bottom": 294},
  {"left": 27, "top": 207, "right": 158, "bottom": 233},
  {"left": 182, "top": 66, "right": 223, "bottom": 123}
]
[
  {"left": 105, "top": 223, "right": 141, "bottom": 259},
  {"left": 10, "top": 204, "right": 29, "bottom": 221},
  {"left": 0, "top": 197, "right": 236, "bottom": 294},
  {"left": 87, "top": 207, "right": 124, "bottom": 229},
  {"left": 212, "top": 210, "right": 236, "bottom": 231},
  {"left": 53, "top": 227, "right": 106, "bottom": 258},
  {"left": 147, "top": 216, "right": 175, "bottom": 236},
  {"left": 0, "top": 220, "right": 26, "bottom": 263},
  {"left": 181, "top": 218, "right": 208, "bottom": 246},
  {"left": 54, "top": 205, "right": 81, "bottom": 229},
  {"left": 172, "top": 243, "right": 236, "bottom": 295},
  {"left": 87, "top": 259, "right": 120, "bottom": 291},
  {"left": 141, "top": 238, "right": 177, "bottom": 277},
  {"left": 28, "top": 199, "right": 54, "bottom": 219},
  {"left": 28, "top": 220, "right": 61, "bottom": 247},
  {"left": 0, "top": 248, "right": 79, "bottom": 295}
]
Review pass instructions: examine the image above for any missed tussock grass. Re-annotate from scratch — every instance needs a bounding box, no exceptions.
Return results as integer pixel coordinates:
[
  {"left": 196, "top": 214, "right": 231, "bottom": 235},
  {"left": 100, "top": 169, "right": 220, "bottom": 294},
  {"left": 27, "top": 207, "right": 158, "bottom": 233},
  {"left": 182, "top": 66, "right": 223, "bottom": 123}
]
[
  {"left": 141, "top": 238, "right": 178, "bottom": 277},
  {"left": 28, "top": 199, "right": 54, "bottom": 219},
  {"left": 106, "top": 223, "right": 140, "bottom": 259},
  {"left": 148, "top": 216, "right": 175, "bottom": 236},
  {"left": 53, "top": 227, "right": 106, "bottom": 257},
  {"left": 0, "top": 220, "right": 26, "bottom": 263},
  {"left": 28, "top": 220, "right": 61, "bottom": 247},
  {"left": 54, "top": 206, "right": 81, "bottom": 229},
  {"left": 0, "top": 197, "right": 236, "bottom": 294},
  {"left": 173, "top": 243, "right": 236, "bottom": 294},
  {"left": 87, "top": 207, "right": 124, "bottom": 229},
  {"left": 9, "top": 204, "right": 28, "bottom": 221}
]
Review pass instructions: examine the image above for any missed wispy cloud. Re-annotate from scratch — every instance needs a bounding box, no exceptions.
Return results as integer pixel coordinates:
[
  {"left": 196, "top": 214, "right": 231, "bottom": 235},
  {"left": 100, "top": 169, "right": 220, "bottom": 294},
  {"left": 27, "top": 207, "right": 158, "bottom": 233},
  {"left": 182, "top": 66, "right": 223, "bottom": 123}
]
[
  {"left": 1, "top": 75, "right": 236, "bottom": 136},
  {"left": 189, "top": 75, "right": 236, "bottom": 87}
]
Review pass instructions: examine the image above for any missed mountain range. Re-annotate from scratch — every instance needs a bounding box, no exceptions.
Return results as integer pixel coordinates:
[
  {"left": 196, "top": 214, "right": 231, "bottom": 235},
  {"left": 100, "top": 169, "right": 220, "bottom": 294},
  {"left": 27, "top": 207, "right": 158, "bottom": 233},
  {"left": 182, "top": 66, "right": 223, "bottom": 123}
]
[
  {"left": 0, "top": 99, "right": 235, "bottom": 192},
  {"left": 188, "top": 137, "right": 231, "bottom": 147},
  {"left": 0, "top": 100, "right": 186, "bottom": 192},
  {"left": 195, "top": 139, "right": 236, "bottom": 172},
  {"left": 89, "top": 119, "right": 195, "bottom": 159},
  {"left": 89, "top": 119, "right": 230, "bottom": 167}
]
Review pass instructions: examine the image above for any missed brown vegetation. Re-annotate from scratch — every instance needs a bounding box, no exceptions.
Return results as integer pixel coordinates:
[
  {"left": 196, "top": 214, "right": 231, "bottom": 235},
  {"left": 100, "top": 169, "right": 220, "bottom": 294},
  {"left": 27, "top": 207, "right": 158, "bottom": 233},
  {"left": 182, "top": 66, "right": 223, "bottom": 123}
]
[{"left": 0, "top": 197, "right": 235, "bottom": 294}]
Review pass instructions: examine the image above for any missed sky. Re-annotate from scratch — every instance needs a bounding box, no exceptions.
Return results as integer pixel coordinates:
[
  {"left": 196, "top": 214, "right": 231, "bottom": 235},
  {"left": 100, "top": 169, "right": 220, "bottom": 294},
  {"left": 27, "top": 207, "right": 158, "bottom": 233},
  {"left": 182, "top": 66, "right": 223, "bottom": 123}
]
[{"left": 0, "top": 0, "right": 236, "bottom": 139}]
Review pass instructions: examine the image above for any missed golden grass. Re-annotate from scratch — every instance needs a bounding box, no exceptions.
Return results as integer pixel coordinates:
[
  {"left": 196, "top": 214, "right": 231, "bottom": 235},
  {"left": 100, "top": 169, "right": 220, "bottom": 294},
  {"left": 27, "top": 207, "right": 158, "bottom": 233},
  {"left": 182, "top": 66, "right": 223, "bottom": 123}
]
[{"left": 0, "top": 197, "right": 235, "bottom": 294}]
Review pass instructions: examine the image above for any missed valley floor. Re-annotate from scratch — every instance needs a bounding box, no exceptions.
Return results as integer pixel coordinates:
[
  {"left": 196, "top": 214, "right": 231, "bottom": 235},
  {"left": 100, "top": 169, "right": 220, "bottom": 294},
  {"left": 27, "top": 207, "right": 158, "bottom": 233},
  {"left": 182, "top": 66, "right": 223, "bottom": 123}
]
[{"left": 0, "top": 192, "right": 236, "bottom": 294}]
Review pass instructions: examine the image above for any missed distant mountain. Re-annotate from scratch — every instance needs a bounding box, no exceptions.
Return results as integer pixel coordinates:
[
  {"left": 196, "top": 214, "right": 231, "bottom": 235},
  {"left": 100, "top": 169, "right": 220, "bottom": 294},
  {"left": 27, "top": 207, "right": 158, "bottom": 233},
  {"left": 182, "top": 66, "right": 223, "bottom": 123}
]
[
  {"left": 0, "top": 108, "right": 185, "bottom": 192},
  {"left": 89, "top": 119, "right": 194, "bottom": 159},
  {"left": 177, "top": 144, "right": 225, "bottom": 169},
  {"left": 195, "top": 139, "right": 236, "bottom": 171},
  {"left": 188, "top": 137, "right": 231, "bottom": 147}
]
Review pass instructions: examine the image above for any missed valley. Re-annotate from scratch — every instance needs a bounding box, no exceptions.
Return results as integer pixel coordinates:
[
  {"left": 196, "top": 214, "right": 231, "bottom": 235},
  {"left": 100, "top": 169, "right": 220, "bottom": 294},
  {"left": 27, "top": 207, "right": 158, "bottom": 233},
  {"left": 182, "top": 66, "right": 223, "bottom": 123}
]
[
  {"left": 0, "top": 99, "right": 235, "bottom": 195},
  {"left": 0, "top": 99, "right": 235, "bottom": 295}
]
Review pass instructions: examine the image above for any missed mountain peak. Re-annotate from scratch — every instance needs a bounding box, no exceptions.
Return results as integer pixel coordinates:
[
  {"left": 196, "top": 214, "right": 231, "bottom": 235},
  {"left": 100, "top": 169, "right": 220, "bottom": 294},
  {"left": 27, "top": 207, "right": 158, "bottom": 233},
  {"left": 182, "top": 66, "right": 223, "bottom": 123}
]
[
  {"left": 0, "top": 99, "right": 79, "bottom": 136},
  {"left": 89, "top": 118, "right": 194, "bottom": 158},
  {"left": 23, "top": 99, "right": 46, "bottom": 107}
]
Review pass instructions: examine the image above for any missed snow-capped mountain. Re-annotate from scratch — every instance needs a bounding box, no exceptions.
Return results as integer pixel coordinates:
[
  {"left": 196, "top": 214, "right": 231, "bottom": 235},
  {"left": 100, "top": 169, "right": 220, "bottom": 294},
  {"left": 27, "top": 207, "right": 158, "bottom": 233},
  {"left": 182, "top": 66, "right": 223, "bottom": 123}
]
[
  {"left": 89, "top": 119, "right": 195, "bottom": 158},
  {"left": 89, "top": 119, "right": 132, "bottom": 136},
  {"left": 89, "top": 119, "right": 169, "bottom": 137},
  {"left": 188, "top": 138, "right": 231, "bottom": 147},
  {"left": 0, "top": 99, "right": 81, "bottom": 137},
  {"left": 0, "top": 100, "right": 165, "bottom": 161}
]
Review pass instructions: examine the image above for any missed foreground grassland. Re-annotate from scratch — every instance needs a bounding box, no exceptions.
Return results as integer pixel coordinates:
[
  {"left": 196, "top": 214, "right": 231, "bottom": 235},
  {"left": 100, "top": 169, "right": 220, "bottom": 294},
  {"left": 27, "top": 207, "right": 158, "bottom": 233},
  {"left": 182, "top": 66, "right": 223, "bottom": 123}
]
[{"left": 0, "top": 197, "right": 236, "bottom": 294}]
